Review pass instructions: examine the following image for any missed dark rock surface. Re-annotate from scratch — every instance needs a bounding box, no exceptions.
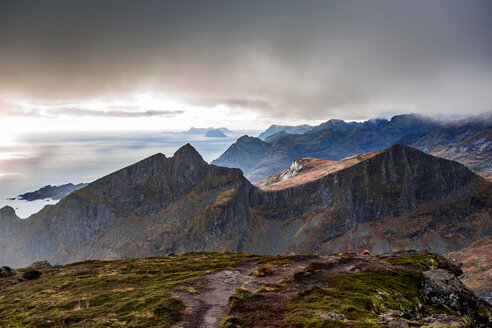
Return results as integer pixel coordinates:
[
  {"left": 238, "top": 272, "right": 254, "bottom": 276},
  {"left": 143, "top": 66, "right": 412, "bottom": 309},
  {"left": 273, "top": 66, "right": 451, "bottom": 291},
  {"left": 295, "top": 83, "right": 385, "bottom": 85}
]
[
  {"left": 0, "top": 266, "right": 17, "bottom": 278},
  {"left": 31, "top": 260, "right": 52, "bottom": 268},
  {"left": 21, "top": 270, "right": 42, "bottom": 280}
]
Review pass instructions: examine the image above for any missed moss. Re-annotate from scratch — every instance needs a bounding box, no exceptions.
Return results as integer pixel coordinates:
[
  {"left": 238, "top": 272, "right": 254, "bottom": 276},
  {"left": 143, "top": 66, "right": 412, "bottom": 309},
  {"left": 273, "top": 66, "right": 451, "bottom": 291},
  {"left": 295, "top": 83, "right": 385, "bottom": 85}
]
[
  {"left": 221, "top": 316, "right": 243, "bottom": 328},
  {"left": 228, "top": 289, "right": 258, "bottom": 312},
  {"left": 386, "top": 254, "right": 439, "bottom": 271}
]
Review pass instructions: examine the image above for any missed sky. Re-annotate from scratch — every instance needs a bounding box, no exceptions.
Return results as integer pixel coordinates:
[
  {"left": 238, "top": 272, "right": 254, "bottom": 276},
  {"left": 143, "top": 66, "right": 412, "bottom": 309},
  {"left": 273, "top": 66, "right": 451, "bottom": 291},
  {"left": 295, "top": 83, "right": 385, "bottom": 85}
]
[{"left": 1, "top": 0, "right": 492, "bottom": 136}]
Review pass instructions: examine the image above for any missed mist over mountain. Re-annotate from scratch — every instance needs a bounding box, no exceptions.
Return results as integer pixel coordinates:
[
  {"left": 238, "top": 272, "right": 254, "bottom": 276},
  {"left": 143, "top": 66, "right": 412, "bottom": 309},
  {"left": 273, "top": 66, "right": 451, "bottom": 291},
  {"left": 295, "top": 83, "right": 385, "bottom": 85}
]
[{"left": 213, "top": 114, "right": 444, "bottom": 181}]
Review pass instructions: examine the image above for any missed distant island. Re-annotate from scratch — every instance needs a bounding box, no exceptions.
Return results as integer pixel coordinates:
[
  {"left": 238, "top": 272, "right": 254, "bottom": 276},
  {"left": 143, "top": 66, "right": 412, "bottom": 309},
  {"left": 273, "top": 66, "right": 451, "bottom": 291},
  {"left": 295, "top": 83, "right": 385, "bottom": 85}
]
[
  {"left": 14, "top": 183, "right": 88, "bottom": 201},
  {"left": 186, "top": 127, "right": 231, "bottom": 134},
  {"left": 204, "top": 128, "right": 227, "bottom": 138}
]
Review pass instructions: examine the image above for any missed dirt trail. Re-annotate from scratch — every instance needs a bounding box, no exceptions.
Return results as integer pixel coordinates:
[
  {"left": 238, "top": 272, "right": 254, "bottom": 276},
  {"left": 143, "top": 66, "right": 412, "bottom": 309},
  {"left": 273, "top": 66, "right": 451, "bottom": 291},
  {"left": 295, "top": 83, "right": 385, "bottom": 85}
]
[{"left": 171, "top": 258, "right": 315, "bottom": 328}]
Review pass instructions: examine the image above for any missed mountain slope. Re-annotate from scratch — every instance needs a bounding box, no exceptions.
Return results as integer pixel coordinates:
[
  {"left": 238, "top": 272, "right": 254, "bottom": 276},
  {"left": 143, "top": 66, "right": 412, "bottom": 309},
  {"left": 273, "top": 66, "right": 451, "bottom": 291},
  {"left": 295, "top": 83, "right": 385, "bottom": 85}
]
[
  {"left": 1, "top": 144, "right": 491, "bottom": 269},
  {"left": 214, "top": 114, "right": 443, "bottom": 181},
  {"left": 0, "top": 144, "right": 257, "bottom": 267},
  {"left": 258, "top": 124, "right": 313, "bottom": 140},
  {"left": 244, "top": 144, "right": 491, "bottom": 255},
  {"left": 398, "top": 116, "right": 492, "bottom": 179}
]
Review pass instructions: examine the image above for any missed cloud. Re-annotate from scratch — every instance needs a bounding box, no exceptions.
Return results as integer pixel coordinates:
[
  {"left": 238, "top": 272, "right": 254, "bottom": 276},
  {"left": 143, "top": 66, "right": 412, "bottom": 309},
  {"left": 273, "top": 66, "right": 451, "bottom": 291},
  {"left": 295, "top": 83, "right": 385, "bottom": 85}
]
[
  {"left": 1, "top": 0, "right": 491, "bottom": 121},
  {"left": 45, "top": 108, "right": 184, "bottom": 118}
]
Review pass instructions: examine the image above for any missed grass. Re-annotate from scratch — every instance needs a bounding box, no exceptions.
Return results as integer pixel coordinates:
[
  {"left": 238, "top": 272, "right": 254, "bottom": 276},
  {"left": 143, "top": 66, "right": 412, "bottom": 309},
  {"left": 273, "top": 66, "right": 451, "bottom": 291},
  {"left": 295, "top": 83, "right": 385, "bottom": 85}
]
[
  {"left": 224, "top": 253, "right": 480, "bottom": 327},
  {"left": 0, "top": 252, "right": 262, "bottom": 327}
]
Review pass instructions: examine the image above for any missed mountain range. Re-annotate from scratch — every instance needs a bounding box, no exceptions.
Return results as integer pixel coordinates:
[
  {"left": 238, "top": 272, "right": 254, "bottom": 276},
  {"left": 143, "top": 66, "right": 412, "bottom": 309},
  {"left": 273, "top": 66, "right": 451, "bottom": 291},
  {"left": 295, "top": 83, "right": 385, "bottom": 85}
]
[
  {"left": 212, "top": 114, "right": 492, "bottom": 182},
  {"left": 213, "top": 114, "right": 444, "bottom": 181},
  {"left": 1, "top": 143, "right": 490, "bottom": 271}
]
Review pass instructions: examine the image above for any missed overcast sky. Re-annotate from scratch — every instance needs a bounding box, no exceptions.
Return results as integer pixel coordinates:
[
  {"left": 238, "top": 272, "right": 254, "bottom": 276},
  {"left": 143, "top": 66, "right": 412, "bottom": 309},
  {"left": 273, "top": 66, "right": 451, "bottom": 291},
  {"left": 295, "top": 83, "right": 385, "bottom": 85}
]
[{"left": 1, "top": 0, "right": 492, "bottom": 132}]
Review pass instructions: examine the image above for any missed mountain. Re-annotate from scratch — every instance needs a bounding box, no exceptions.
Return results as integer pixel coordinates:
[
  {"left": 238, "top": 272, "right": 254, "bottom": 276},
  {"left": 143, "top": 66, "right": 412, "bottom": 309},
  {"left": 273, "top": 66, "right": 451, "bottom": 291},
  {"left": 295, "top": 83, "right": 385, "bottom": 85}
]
[
  {"left": 257, "top": 124, "right": 313, "bottom": 140},
  {"left": 204, "top": 128, "right": 227, "bottom": 138},
  {"left": 211, "top": 136, "right": 272, "bottom": 177},
  {"left": 263, "top": 130, "right": 289, "bottom": 143},
  {"left": 1, "top": 251, "right": 490, "bottom": 327},
  {"left": 213, "top": 114, "right": 443, "bottom": 181},
  {"left": 15, "top": 183, "right": 88, "bottom": 201},
  {"left": 1, "top": 144, "right": 491, "bottom": 269},
  {"left": 398, "top": 116, "right": 492, "bottom": 180},
  {"left": 309, "top": 118, "right": 388, "bottom": 133}
]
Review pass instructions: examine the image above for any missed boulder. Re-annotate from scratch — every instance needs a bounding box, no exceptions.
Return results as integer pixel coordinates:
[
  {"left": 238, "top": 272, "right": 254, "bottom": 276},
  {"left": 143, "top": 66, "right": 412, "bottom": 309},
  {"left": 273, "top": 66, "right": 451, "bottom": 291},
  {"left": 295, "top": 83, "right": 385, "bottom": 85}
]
[
  {"left": 0, "top": 266, "right": 18, "bottom": 278},
  {"left": 422, "top": 269, "right": 480, "bottom": 314},
  {"left": 31, "top": 260, "right": 52, "bottom": 268},
  {"left": 21, "top": 270, "right": 42, "bottom": 280}
]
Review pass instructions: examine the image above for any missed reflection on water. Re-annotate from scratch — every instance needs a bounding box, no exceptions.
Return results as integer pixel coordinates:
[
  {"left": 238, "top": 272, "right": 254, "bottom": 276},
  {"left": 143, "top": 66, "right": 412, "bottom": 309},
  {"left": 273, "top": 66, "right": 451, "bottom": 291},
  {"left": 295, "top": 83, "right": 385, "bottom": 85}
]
[{"left": 0, "top": 130, "right": 257, "bottom": 218}]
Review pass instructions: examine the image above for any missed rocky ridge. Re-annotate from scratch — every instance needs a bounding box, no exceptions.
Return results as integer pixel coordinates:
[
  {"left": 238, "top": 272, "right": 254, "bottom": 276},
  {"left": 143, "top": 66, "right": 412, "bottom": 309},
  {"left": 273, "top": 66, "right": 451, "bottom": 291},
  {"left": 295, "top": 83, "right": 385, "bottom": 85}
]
[{"left": 0, "top": 143, "right": 490, "bottom": 270}]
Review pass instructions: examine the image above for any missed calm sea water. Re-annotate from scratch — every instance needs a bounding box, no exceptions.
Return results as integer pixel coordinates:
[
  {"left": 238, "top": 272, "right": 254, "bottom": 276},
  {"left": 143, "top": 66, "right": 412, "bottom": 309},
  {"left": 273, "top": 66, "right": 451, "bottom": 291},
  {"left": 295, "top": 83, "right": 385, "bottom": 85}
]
[{"left": 0, "top": 130, "right": 257, "bottom": 218}]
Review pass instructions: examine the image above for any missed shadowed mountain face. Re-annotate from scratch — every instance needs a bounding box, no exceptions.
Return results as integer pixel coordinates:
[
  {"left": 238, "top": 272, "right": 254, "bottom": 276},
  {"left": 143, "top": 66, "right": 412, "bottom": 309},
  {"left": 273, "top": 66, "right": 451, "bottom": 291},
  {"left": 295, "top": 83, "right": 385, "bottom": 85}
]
[
  {"left": 213, "top": 114, "right": 443, "bottom": 181},
  {"left": 258, "top": 124, "right": 313, "bottom": 140},
  {"left": 0, "top": 144, "right": 490, "bottom": 268},
  {"left": 398, "top": 116, "right": 492, "bottom": 179}
]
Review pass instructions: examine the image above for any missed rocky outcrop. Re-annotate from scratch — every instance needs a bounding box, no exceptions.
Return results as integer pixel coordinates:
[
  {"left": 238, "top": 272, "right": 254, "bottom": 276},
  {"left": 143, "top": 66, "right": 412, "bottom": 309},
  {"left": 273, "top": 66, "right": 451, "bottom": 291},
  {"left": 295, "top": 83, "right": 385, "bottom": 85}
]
[{"left": 0, "top": 266, "right": 17, "bottom": 278}]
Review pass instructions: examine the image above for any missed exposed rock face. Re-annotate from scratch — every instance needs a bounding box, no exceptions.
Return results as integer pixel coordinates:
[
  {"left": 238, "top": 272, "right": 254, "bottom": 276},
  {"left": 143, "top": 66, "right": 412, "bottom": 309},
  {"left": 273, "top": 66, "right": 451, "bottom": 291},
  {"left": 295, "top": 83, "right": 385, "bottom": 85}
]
[
  {"left": 0, "top": 144, "right": 491, "bottom": 269},
  {"left": 0, "top": 266, "right": 17, "bottom": 278},
  {"left": 31, "top": 260, "right": 52, "bottom": 268},
  {"left": 422, "top": 269, "right": 486, "bottom": 318}
]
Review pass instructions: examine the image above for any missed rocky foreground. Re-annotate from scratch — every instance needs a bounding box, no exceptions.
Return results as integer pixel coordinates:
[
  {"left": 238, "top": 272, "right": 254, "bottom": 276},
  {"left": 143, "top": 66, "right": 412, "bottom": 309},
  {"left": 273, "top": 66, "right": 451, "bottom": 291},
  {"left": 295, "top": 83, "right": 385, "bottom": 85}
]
[{"left": 0, "top": 251, "right": 490, "bottom": 327}]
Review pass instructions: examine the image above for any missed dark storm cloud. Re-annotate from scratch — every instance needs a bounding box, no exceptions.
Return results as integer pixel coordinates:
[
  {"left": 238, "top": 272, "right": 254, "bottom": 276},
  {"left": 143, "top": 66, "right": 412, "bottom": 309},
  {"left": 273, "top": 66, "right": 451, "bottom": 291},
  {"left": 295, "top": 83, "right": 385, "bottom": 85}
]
[{"left": 1, "top": 0, "right": 491, "bottom": 120}]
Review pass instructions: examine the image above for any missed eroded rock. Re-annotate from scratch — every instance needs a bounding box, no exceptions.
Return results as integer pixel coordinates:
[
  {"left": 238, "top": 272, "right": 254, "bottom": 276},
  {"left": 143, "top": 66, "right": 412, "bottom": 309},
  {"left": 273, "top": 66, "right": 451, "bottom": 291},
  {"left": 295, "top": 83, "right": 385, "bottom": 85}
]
[{"left": 0, "top": 266, "right": 18, "bottom": 278}]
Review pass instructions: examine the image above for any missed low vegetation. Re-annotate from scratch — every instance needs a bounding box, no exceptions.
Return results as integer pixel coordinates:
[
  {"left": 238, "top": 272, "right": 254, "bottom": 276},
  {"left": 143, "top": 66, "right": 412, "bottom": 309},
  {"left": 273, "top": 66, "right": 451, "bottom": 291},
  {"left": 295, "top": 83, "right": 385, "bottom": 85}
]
[{"left": 0, "top": 252, "right": 262, "bottom": 327}]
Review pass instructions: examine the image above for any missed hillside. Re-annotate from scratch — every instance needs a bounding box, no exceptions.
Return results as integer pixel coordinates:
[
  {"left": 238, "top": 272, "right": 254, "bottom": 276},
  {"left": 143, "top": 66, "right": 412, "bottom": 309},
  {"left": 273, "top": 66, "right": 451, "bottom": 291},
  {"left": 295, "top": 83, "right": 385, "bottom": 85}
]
[
  {"left": 254, "top": 152, "right": 379, "bottom": 191},
  {"left": 448, "top": 236, "right": 492, "bottom": 304},
  {"left": 0, "top": 251, "right": 490, "bottom": 327},
  {"left": 213, "top": 114, "right": 443, "bottom": 181},
  {"left": 1, "top": 144, "right": 491, "bottom": 270},
  {"left": 398, "top": 116, "right": 492, "bottom": 180}
]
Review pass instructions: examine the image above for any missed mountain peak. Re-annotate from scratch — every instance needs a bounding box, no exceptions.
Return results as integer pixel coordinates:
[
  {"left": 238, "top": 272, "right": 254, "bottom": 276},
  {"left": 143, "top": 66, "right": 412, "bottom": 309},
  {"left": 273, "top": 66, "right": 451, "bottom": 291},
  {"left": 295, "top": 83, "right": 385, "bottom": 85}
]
[
  {"left": 172, "top": 143, "right": 206, "bottom": 165},
  {"left": 0, "top": 205, "right": 20, "bottom": 221},
  {"left": 0, "top": 205, "right": 16, "bottom": 215}
]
